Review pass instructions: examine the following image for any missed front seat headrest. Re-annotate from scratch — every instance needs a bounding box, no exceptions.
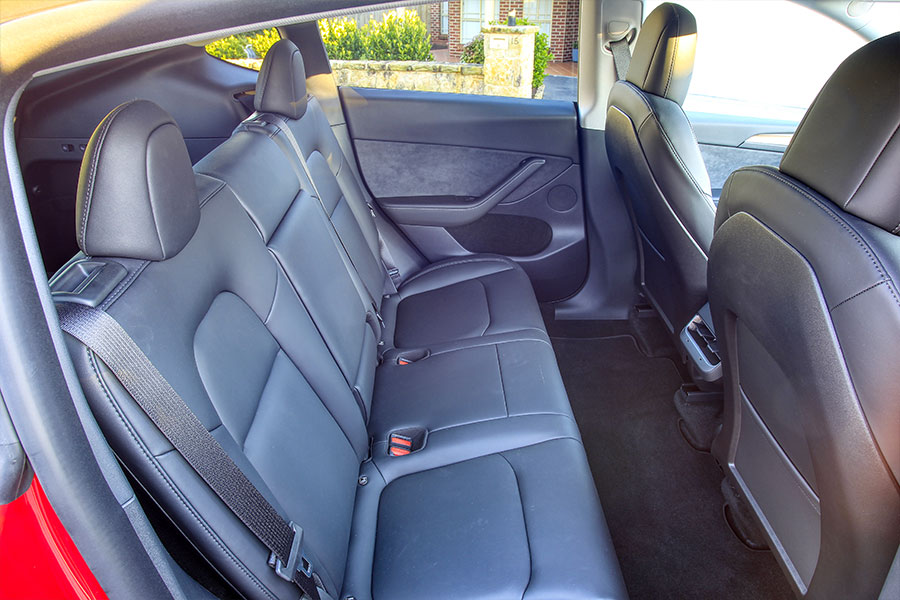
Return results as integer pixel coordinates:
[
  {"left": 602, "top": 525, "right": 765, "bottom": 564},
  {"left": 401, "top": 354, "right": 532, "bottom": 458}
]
[
  {"left": 780, "top": 32, "right": 900, "bottom": 235},
  {"left": 76, "top": 100, "right": 199, "bottom": 261},
  {"left": 626, "top": 2, "right": 698, "bottom": 105},
  {"left": 254, "top": 38, "right": 308, "bottom": 119}
]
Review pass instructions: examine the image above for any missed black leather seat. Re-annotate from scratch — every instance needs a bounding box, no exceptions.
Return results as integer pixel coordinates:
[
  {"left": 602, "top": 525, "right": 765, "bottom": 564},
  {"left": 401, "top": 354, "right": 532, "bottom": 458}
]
[
  {"left": 51, "top": 52, "right": 628, "bottom": 600},
  {"left": 708, "top": 33, "right": 900, "bottom": 599},
  {"left": 605, "top": 2, "right": 714, "bottom": 332}
]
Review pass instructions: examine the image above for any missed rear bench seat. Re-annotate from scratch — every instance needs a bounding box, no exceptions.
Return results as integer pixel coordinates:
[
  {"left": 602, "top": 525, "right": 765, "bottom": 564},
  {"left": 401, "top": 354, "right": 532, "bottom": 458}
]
[{"left": 51, "top": 41, "right": 627, "bottom": 600}]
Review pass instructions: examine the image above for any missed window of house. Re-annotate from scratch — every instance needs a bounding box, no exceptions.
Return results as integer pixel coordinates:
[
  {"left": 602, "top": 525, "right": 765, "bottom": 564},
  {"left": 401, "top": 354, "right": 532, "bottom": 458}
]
[
  {"left": 204, "top": 28, "right": 281, "bottom": 70},
  {"left": 643, "top": 0, "right": 870, "bottom": 122},
  {"left": 461, "top": 0, "right": 501, "bottom": 43},
  {"left": 318, "top": 1, "right": 579, "bottom": 102},
  {"left": 523, "top": 0, "right": 553, "bottom": 39},
  {"left": 441, "top": 1, "right": 450, "bottom": 35}
]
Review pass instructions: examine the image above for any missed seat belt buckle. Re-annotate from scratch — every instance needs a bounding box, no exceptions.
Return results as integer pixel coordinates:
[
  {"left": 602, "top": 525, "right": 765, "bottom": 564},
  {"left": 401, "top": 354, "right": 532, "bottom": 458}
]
[
  {"left": 387, "top": 267, "right": 401, "bottom": 285},
  {"left": 388, "top": 434, "right": 413, "bottom": 456},
  {"left": 268, "top": 522, "right": 312, "bottom": 582}
]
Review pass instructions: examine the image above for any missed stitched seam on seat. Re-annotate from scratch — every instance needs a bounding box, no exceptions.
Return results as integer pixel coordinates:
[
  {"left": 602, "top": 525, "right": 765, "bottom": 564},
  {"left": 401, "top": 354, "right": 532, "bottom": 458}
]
[
  {"left": 144, "top": 122, "right": 172, "bottom": 259},
  {"left": 663, "top": 11, "right": 680, "bottom": 99},
  {"left": 630, "top": 83, "right": 711, "bottom": 201},
  {"left": 642, "top": 21, "right": 668, "bottom": 91},
  {"left": 100, "top": 260, "right": 150, "bottom": 311},
  {"left": 425, "top": 332, "right": 552, "bottom": 358},
  {"left": 478, "top": 279, "right": 492, "bottom": 336},
  {"left": 80, "top": 102, "right": 131, "bottom": 251},
  {"left": 497, "top": 453, "right": 532, "bottom": 600},
  {"left": 830, "top": 280, "right": 886, "bottom": 311},
  {"left": 426, "top": 411, "right": 578, "bottom": 435},
  {"left": 495, "top": 345, "right": 509, "bottom": 417},
  {"left": 198, "top": 178, "right": 227, "bottom": 209},
  {"left": 844, "top": 121, "right": 900, "bottom": 210},
  {"left": 742, "top": 167, "right": 900, "bottom": 311},
  {"left": 400, "top": 257, "right": 514, "bottom": 287},
  {"left": 85, "top": 350, "right": 277, "bottom": 600}
]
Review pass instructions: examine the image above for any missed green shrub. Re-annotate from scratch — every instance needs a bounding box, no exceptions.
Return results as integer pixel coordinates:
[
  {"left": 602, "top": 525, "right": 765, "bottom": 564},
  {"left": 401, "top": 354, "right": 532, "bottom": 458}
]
[
  {"left": 319, "top": 18, "right": 367, "bottom": 60},
  {"left": 460, "top": 35, "right": 484, "bottom": 64},
  {"left": 319, "top": 10, "right": 433, "bottom": 61},
  {"left": 364, "top": 11, "right": 433, "bottom": 60},
  {"left": 459, "top": 19, "right": 554, "bottom": 90},
  {"left": 531, "top": 30, "right": 553, "bottom": 89},
  {"left": 205, "top": 28, "right": 280, "bottom": 62}
]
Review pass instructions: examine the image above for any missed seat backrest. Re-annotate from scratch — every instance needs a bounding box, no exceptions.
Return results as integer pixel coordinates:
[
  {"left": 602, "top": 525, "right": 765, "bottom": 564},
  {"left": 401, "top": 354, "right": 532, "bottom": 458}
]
[
  {"left": 53, "top": 100, "right": 369, "bottom": 600},
  {"left": 708, "top": 33, "right": 900, "bottom": 599},
  {"left": 605, "top": 2, "right": 714, "bottom": 331},
  {"left": 253, "top": 39, "right": 389, "bottom": 309}
]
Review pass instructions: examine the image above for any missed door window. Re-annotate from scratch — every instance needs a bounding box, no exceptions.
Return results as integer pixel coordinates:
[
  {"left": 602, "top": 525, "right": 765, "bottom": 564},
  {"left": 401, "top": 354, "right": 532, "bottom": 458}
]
[{"left": 644, "top": 0, "right": 868, "bottom": 121}]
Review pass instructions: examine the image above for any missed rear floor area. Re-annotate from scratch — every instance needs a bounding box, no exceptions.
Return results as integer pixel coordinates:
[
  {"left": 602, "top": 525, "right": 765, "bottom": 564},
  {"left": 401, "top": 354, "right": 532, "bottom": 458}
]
[{"left": 546, "top": 316, "right": 794, "bottom": 600}]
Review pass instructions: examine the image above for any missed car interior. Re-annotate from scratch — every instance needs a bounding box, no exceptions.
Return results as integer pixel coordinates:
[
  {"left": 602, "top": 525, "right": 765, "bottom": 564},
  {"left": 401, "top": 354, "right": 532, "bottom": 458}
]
[{"left": 0, "top": 1, "right": 898, "bottom": 599}]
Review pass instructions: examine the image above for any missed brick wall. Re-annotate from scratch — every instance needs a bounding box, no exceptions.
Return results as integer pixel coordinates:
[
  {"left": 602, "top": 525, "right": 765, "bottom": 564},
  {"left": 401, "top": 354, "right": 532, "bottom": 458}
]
[
  {"left": 448, "top": 0, "right": 464, "bottom": 60},
  {"left": 447, "top": 0, "right": 579, "bottom": 63},
  {"left": 548, "top": 0, "right": 578, "bottom": 61},
  {"left": 428, "top": 3, "right": 448, "bottom": 46}
]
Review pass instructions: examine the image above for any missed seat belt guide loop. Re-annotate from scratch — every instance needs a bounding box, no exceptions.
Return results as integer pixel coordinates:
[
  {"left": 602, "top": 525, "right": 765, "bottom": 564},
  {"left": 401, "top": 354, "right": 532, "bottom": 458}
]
[{"left": 270, "top": 521, "right": 312, "bottom": 581}]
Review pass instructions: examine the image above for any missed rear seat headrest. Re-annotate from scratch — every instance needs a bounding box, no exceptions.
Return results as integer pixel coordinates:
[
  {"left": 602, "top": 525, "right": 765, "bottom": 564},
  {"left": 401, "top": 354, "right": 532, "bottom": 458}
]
[
  {"left": 626, "top": 2, "right": 697, "bottom": 105},
  {"left": 76, "top": 100, "right": 200, "bottom": 260},
  {"left": 254, "top": 39, "right": 308, "bottom": 119},
  {"left": 780, "top": 32, "right": 900, "bottom": 235}
]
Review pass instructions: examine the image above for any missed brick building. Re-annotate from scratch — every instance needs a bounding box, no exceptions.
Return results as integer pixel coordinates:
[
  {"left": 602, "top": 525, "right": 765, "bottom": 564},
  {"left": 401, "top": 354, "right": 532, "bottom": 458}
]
[{"left": 428, "top": 0, "right": 579, "bottom": 63}]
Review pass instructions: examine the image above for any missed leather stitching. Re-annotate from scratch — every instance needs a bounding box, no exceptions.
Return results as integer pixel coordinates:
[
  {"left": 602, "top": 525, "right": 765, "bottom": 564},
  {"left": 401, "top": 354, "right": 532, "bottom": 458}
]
[
  {"left": 80, "top": 101, "right": 131, "bottom": 251},
  {"left": 400, "top": 256, "right": 515, "bottom": 287},
  {"left": 496, "top": 453, "right": 532, "bottom": 600},
  {"left": 663, "top": 10, "right": 680, "bottom": 99},
  {"left": 100, "top": 260, "right": 150, "bottom": 311},
  {"left": 843, "top": 121, "right": 900, "bottom": 211},
  {"left": 85, "top": 350, "right": 278, "bottom": 600},
  {"left": 629, "top": 82, "right": 711, "bottom": 202},
  {"left": 741, "top": 167, "right": 900, "bottom": 312},
  {"left": 830, "top": 280, "right": 886, "bottom": 311}
]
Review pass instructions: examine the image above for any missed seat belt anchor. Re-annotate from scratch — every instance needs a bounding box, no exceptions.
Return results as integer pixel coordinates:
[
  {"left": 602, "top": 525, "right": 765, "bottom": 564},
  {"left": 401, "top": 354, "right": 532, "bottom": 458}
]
[{"left": 269, "top": 522, "right": 313, "bottom": 582}]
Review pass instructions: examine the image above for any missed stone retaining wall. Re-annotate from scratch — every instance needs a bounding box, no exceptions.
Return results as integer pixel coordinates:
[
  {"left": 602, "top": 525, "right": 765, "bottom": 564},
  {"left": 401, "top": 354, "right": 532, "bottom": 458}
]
[{"left": 330, "top": 60, "right": 485, "bottom": 95}]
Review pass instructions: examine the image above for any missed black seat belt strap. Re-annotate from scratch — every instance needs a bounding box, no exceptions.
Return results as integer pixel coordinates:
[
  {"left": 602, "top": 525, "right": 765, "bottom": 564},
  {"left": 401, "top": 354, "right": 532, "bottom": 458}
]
[
  {"left": 57, "top": 303, "right": 321, "bottom": 600},
  {"left": 609, "top": 37, "right": 632, "bottom": 80}
]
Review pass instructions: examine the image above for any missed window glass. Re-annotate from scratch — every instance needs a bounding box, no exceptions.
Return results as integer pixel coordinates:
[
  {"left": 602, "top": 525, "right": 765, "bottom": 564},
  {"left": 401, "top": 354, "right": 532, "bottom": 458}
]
[
  {"left": 644, "top": 0, "right": 867, "bottom": 121},
  {"left": 204, "top": 28, "right": 280, "bottom": 70},
  {"left": 319, "top": 1, "right": 579, "bottom": 101}
]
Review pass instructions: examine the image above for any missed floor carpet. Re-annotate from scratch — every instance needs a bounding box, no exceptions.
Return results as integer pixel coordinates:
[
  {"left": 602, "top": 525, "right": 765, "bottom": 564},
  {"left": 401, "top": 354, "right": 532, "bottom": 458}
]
[{"left": 549, "top": 329, "right": 794, "bottom": 600}]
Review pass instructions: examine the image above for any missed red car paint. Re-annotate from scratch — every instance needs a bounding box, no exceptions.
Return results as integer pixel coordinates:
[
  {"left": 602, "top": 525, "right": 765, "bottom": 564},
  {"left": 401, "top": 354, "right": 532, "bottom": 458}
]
[{"left": 0, "top": 477, "right": 107, "bottom": 600}]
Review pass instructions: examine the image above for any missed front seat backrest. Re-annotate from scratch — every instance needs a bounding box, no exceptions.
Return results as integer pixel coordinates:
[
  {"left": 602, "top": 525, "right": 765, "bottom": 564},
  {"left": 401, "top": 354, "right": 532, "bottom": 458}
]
[
  {"left": 708, "top": 33, "right": 900, "bottom": 599},
  {"left": 605, "top": 2, "right": 714, "bottom": 332}
]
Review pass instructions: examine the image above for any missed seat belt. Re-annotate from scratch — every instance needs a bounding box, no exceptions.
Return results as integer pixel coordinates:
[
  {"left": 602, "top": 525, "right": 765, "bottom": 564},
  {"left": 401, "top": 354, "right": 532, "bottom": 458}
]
[
  {"left": 257, "top": 113, "right": 385, "bottom": 326},
  {"left": 57, "top": 303, "right": 322, "bottom": 600},
  {"left": 609, "top": 37, "right": 632, "bottom": 80},
  {"left": 256, "top": 113, "right": 403, "bottom": 295}
]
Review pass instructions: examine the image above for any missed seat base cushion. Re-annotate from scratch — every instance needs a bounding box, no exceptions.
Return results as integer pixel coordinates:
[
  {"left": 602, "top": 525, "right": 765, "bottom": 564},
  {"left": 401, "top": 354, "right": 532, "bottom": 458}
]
[
  {"left": 370, "top": 339, "right": 570, "bottom": 441},
  {"left": 344, "top": 438, "right": 628, "bottom": 600},
  {"left": 384, "top": 255, "right": 547, "bottom": 349}
]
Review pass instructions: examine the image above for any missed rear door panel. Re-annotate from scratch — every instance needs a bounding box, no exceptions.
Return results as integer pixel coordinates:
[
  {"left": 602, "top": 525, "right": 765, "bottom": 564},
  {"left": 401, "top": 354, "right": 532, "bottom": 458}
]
[
  {"left": 688, "top": 112, "right": 795, "bottom": 195},
  {"left": 341, "top": 87, "right": 587, "bottom": 302}
]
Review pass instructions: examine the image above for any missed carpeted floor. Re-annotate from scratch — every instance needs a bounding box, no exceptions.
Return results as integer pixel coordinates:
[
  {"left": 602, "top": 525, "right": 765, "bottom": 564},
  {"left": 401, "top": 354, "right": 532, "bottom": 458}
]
[{"left": 549, "top": 326, "right": 793, "bottom": 600}]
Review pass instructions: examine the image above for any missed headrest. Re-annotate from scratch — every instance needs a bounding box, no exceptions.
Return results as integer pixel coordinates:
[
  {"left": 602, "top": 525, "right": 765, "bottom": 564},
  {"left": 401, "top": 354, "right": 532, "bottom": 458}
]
[
  {"left": 254, "top": 39, "right": 308, "bottom": 119},
  {"left": 76, "top": 100, "right": 199, "bottom": 261},
  {"left": 780, "top": 33, "right": 900, "bottom": 234},
  {"left": 626, "top": 2, "right": 697, "bottom": 105}
]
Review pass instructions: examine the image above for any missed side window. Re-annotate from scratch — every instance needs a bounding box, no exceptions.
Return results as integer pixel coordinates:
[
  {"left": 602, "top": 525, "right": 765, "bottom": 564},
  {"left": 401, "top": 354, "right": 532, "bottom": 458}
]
[
  {"left": 205, "top": 28, "right": 281, "bottom": 71},
  {"left": 318, "top": 2, "right": 579, "bottom": 101},
  {"left": 644, "top": 0, "right": 866, "bottom": 122}
]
